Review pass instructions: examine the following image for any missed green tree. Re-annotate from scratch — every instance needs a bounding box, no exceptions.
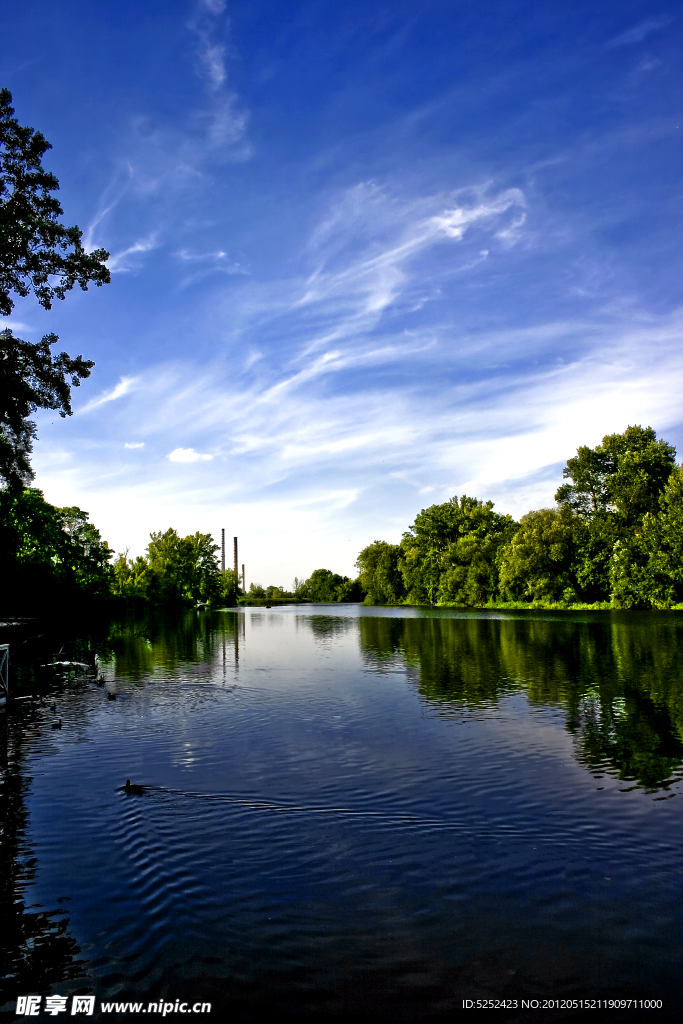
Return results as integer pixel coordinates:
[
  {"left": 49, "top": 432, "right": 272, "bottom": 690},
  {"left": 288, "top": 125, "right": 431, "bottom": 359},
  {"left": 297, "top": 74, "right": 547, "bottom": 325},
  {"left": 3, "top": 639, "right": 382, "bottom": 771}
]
[
  {"left": 306, "top": 568, "right": 348, "bottom": 602},
  {"left": 437, "top": 503, "right": 518, "bottom": 606},
  {"left": 296, "top": 568, "right": 363, "bottom": 603},
  {"left": 334, "top": 577, "right": 365, "bottom": 602},
  {"left": 498, "top": 506, "right": 583, "bottom": 603},
  {"left": 610, "top": 465, "right": 683, "bottom": 609},
  {"left": 184, "top": 531, "right": 221, "bottom": 603},
  {"left": 356, "top": 540, "right": 405, "bottom": 605},
  {"left": 58, "top": 505, "right": 112, "bottom": 597},
  {"left": 0, "top": 487, "right": 111, "bottom": 611},
  {"left": 555, "top": 425, "right": 677, "bottom": 601},
  {"left": 556, "top": 425, "right": 676, "bottom": 527},
  {"left": 216, "top": 569, "right": 240, "bottom": 606},
  {"left": 0, "top": 329, "right": 93, "bottom": 489},
  {"left": 644, "top": 466, "right": 683, "bottom": 605},
  {"left": 111, "top": 550, "right": 150, "bottom": 600},
  {"left": 0, "top": 89, "right": 109, "bottom": 489},
  {"left": 144, "top": 528, "right": 220, "bottom": 605},
  {"left": 400, "top": 495, "right": 517, "bottom": 605}
]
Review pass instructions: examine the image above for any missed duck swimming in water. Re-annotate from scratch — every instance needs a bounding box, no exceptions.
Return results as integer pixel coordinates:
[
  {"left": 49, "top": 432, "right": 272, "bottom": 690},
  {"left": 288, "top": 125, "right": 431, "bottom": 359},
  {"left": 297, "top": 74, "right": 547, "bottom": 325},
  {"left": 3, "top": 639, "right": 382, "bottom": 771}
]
[
  {"left": 51, "top": 720, "right": 62, "bottom": 730},
  {"left": 119, "top": 779, "right": 144, "bottom": 795}
]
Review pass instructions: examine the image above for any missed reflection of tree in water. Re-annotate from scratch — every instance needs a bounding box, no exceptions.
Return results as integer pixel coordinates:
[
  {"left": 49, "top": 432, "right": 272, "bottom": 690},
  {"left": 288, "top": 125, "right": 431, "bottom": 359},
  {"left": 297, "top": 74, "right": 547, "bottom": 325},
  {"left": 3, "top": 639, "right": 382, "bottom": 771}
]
[
  {"left": 298, "top": 615, "right": 356, "bottom": 644},
  {"left": 570, "top": 688, "right": 683, "bottom": 792},
  {"left": 103, "top": 610, "right": 240, "bottom": 679},
  {"left": 8, "top": 616, "right": 115, "bottom": 694},
  {"left": 0, "top": 710, "right": 87, "bottom": 1012},
  {"left": 359, "top": 613, "right": 683, "bottom": 791},
  {"left": 0, "top": 610, "right": 239, "bottom": 1013}
]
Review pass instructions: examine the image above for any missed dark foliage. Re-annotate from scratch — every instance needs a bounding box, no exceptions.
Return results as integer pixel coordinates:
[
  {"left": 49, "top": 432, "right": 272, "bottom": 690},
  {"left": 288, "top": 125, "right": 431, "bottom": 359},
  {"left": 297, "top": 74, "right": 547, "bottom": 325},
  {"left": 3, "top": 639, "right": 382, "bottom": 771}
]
[
  {"left": 0, "top": 329, "right": 93, "bottom": 490},
  {"left": 0, "top": 88, "right": 109, "bottom": 316},
  {"left": 0, "top": 488, "right": 112, "bottom": 614}
]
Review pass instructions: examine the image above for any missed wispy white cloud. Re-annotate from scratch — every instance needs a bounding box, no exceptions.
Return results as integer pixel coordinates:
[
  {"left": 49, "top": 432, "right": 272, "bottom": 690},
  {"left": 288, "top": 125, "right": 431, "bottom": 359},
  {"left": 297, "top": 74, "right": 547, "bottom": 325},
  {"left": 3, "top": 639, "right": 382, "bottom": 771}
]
[
  {"left": 60, "top": 181, "right": 531, "bottom": 457},
  {"left": 176, "top": 248, "right": 227, "bottom": 261},
  {"left": 107, "top": 236, "right": 159, "bottom": 272},
  {"left": 34, "top": 308, "right": 683, "bottom": 573},
  {"left": 174, "top": 248, "right": 249, "bottom": 279},
  {"left": 636, "top": 57, "right": 663, "bottom": 73},
  {"left": 261, "top": 338, "right": 435, "bottom": 400},
  {"left": 243, "top": 349, "right": 263, "bottom": 370},
  {"left": 124, "top": 442, "right": 145, "bottom": 449},
  {"left": 186, "top": 0, "right": 250, "bottom": 154},
  {"left": 195, "top": 93, "right": 250, "bottom": 153},
  {"left": 275, "top": 183, "right": 527, "bottom": 369},
  {"left": 430, "top": 189, "right": 525, "bottom": 240},
  {"left": 0, "top": 319, "right": 33, "bottom": 332},
  {"left": 495, "top": 213, "right": 527, "bottom": 243},
  {"left": 82, "top": 164, "right": 136, "bottom": 251},
  {"left": 83, "top": 197, "right": 125, "bottom": 252},
  {"left": 31, "top": 175, "right": 683, "bottom": 579},
  {"left": 80, "top": 376, "right": 139, "bottom": 412},
  {"left": 75, "top": 0, "right": 249, "bottom": 282},
  {"left": 167, "top": 447, "right": 213, "bottom": 463},
  {"left": 198, "top": 40, "right": 226, "bottom": 90},
  {"left": 607, "top": 16, "right": 672, "bottom": 48}
]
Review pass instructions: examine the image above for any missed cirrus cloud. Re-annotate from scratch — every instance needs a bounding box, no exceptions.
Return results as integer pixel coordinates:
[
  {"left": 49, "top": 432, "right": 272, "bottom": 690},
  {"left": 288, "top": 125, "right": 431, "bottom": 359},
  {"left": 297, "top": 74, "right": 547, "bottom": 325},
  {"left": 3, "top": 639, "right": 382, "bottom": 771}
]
[{"left": 80, "top": 376, "right": 139, "bottom": 413}]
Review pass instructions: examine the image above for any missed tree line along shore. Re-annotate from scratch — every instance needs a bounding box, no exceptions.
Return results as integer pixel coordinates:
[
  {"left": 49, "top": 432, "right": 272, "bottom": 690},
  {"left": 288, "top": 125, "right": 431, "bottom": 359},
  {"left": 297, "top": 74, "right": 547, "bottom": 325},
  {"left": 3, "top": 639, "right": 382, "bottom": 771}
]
[
  {"left": 357, "top": 424, "right": 683, "bottom": 611},
  {"left": 2, "top": 93, "right": 682, "bottom": 615},
  {"left": 2, "top": 423, "right": 683, "bottom": 615}
]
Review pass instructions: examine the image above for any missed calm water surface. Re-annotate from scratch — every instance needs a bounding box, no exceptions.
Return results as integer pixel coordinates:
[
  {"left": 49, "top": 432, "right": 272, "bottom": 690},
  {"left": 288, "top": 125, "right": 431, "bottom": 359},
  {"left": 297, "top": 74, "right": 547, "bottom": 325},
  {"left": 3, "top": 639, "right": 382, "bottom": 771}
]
[{"left": 2, "top": 607, "right": 683, "bottom": 1021}]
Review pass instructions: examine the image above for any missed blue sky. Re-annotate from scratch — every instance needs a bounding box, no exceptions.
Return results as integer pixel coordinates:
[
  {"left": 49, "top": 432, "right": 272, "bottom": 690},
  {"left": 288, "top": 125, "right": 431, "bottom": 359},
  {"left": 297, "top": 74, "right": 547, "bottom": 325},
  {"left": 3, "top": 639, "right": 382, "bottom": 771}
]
[{"left": 2, "top": 0, "right": 681, "bottom": 585}]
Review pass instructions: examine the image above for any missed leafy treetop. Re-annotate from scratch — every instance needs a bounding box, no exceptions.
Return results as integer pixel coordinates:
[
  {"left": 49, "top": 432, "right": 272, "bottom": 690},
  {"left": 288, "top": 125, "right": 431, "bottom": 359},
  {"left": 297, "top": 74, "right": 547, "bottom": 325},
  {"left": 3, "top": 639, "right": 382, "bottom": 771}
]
[
  {"left": 0, "top": 328, "right": 93, "bottom": 490},
  {"left": 555, "top": 425, "right": 676, "bottom": 525},
  {"left": 0, "top": 88, "right": 110, "bottom": 316}
]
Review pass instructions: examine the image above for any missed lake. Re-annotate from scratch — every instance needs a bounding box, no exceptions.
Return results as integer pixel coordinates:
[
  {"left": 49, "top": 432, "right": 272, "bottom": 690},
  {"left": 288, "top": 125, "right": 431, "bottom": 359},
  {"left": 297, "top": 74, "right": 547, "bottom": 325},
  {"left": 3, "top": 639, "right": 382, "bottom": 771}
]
[{"left": 2, "top": 606, "right": 683, "bottom": 1022}]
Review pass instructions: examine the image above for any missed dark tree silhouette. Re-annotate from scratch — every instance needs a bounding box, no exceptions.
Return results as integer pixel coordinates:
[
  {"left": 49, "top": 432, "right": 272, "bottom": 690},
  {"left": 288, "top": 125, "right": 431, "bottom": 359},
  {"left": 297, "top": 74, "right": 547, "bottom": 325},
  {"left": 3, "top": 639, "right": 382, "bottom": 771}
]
[
  {"left": 0, "top": 88, "right": 110, "bottom": 489},
  {"left": 0, "top": 88, "right": 109, "bottom": 315}
]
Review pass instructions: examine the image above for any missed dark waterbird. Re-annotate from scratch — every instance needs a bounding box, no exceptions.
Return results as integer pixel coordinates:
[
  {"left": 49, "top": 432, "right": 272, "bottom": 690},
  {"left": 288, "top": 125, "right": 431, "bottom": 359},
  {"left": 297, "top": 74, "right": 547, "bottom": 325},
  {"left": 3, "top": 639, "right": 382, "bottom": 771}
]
[
  {"left": 107, "top": 692, "right": 117, "bottom": 700},
  {"left": 51, "top": 720, "right": 62, "bottom": 730},
  {"left": 119, "top": 780, "right": 144, "bottom": 795}
]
